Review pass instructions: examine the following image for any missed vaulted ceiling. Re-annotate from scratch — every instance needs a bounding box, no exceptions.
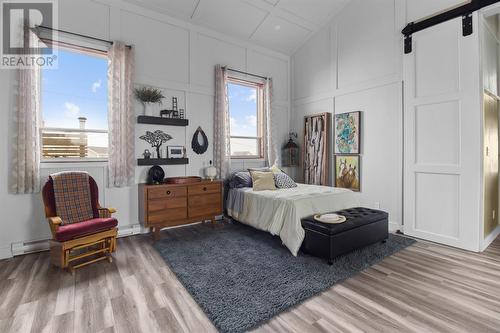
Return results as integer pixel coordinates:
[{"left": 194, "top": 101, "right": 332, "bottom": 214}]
[{"left": 123, "top": 0, "right": 350, "bottom": 54}]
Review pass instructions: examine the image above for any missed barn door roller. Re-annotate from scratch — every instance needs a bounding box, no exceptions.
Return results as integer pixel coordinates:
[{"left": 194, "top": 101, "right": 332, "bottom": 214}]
[{"left": 402, "top": 0, "right": 500, "bottom": 54}]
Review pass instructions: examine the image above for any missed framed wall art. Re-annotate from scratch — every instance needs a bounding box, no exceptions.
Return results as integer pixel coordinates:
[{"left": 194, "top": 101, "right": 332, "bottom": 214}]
[
  {"left": 335, "top": 111, "right": 361, "bottom": 154},
  {"left": 303, "top": 113, "right": 331, "bottom": 185},
  {"left": 335, "top": 155, "right": 360, "bottom": 192}
]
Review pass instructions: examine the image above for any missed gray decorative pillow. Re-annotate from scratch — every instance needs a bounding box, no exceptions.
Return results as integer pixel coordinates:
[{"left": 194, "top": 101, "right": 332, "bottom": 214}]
[
  {"left": 274, "top": 172, "right": 297, "bottom": 189},
  {"left": 229, "top": 171, "right": 253, "bottom": 188}
]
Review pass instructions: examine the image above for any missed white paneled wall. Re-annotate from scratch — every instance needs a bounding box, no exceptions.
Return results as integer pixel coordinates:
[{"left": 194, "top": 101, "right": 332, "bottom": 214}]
[
  {"left": 291, "top": 0, "right": 467, "bottom": 231},
  {"left": 0, "top": 0, "right": 290, "bottom": 258}
]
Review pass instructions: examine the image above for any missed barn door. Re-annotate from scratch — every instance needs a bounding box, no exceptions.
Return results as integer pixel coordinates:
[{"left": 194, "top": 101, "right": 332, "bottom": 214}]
[{"left": 403, "top": 14, "right": 481, "bottom": 251}]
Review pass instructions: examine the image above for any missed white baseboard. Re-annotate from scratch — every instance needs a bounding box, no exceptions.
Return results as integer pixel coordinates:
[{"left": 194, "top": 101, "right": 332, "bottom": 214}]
[
  {"left": 482, "top": 225, "right": 500, "bottom": 251},
  {"left": 0, "top": 245, "right": 12, "bottom": 260},
  {"left": 117, "top": 224, "right": 145, "bottom": 237},
  {"left": 389, "top": 222, "right": 403, "bottom": 233}
]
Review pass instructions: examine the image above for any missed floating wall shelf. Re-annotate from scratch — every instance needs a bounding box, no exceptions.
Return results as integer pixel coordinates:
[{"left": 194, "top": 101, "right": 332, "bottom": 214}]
[
  {"left": 137, "top": 158, "right": 189, "bottom": 166},
  {"left": 137, "top": 115, "right": 189, "bottom": 127}
]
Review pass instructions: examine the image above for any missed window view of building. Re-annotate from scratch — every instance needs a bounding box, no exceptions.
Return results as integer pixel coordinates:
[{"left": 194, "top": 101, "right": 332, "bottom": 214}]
[{"left": 41, "top": 47, "right": 108, "bottom": 159}]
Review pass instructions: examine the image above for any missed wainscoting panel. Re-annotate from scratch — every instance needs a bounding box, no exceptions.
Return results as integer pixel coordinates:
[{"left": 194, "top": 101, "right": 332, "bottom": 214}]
[
  {"left": 415, "top": 100, "right": 460, "bottom": 165},
  {"left": 415, "top": 172, "right": 460, "bottom": 238},
  {"left": 414, "top": 22, "right": 460, "bottom": 98}
]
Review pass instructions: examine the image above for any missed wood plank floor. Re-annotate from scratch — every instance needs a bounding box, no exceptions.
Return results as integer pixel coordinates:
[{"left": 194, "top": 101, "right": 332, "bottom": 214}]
[{"left": 0, "top": 223, "right": 499, "bottom": 333}]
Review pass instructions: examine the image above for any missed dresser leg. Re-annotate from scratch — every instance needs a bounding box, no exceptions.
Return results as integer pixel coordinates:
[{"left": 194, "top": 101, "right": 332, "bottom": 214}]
[{"left": 152, "top": 227, "right": 161, "bottom": 241}]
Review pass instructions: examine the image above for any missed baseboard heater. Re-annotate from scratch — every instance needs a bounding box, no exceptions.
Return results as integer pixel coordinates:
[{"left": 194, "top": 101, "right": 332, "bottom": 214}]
[
  {"left": 10, "top": 224, "right": 144, "bottom": 257},
  {"left": 402, "top": 0, "right": 500, "bottom": 54}
]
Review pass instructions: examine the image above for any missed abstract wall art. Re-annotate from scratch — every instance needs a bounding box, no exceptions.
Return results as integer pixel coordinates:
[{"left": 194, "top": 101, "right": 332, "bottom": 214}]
[{"left": 335, "top": 111, "right": 361, "bottom": 154}]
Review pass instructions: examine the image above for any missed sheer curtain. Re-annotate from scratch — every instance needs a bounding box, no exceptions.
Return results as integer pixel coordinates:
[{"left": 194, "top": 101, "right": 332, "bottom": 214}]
[
  {"left": 264, "top": 78, "right": 279, "bottom": 167},
  {"left": 10, "top": 25, "right": 41, "bottom": 194},
  {"left": 10, "top": 66, "right": 41, "bottom": 194},
  {"left": 214, "top": 65, "right": 231, "bottom": 179},
  {"left": 108, "top": 42, "right": 135, "bottom": 187}
]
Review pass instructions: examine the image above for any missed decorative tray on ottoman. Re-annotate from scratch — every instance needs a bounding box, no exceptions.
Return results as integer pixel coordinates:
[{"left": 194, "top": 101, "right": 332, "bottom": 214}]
[{"left": 164, "top": 176, "right": 202, "bottom": 184}]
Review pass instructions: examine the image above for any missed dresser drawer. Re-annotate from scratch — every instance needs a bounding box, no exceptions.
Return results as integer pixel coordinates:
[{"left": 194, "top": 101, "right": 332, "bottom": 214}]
[
  {"left": 188, "top": 193, "right": 222, "bottom": 218},
  {"left": 189, "top": 183, "right": 221, "bottom": 195},
  {"left": 148, "top": 207, "right": 187, "bottom": 224},
  {"left": 148, "top": 197, "right": 187, "bottom": 213},
  {"left": 148, "top": 186, "right": 187, "bottom": 200}
]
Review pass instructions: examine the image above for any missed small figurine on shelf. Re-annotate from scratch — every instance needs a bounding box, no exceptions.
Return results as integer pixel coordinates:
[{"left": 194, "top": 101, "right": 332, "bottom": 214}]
[
  {"left": 143, "top": 149, "right": 152, "bottom": 159},
  {"left": 172, "top": 97, "right": 178, "bottom": 111},
  {"left": 172, "top": 110, "right": 179, "bottom": 118},
  {"left": 160, "top": 109, "right": 173, "bottom": 118}
]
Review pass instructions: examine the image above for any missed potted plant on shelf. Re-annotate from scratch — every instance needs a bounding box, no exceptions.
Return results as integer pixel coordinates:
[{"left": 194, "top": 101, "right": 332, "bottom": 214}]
[{"left": 134, "top": 86, "right": 165, "bottom": 116}]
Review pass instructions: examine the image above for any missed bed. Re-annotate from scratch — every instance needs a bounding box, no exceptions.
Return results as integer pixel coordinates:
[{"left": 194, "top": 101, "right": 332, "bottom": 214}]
[{"left": 226, "top": 184, "right": 359, "bottom": 256}]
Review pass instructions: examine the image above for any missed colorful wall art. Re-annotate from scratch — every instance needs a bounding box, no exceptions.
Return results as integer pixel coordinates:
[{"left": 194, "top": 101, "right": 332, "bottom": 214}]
[{"left": 335, "top": 111, "right": 360, "bottom": 154}]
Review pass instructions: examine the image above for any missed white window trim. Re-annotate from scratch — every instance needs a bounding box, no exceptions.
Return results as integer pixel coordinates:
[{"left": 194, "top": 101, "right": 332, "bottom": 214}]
[{"left": 227, "top": 77, "right": 265, "bottom": 160}]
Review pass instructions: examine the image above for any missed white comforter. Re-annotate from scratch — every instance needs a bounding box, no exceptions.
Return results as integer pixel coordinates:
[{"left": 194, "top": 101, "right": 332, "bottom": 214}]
[{"left": 227, "top": 184, "right": 359, "bottom": 256}]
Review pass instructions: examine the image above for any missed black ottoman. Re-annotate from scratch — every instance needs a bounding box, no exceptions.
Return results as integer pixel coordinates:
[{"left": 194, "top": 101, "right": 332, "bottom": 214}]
[{"left": 301, "top": 207, "right": 389, "bottom": 264}]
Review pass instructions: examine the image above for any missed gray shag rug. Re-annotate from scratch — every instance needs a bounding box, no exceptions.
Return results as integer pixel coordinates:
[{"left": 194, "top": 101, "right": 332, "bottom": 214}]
[{"left": 153, "top": 222, "right": 415, "bottom": 333}]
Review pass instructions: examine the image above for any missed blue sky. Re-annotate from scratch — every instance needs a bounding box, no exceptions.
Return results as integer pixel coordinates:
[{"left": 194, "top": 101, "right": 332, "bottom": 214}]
[
  {"left": 227, "top": 82, "right": 257, "bottom": 137},
  {"left": 42, "top": 49, "right": 108, "bottom": 131}
]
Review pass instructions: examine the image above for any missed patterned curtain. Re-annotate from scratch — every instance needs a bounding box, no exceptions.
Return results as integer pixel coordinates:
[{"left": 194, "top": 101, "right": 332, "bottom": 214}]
[
  {"left": 10, "top": 66, "right": 41, "bottom": 194},
  {"left": 214, "top": 65, "right": 231, "bottom": 179},
  {"left": 264, "top": 79, "right": 279, "bottom": 167},
  {"left": 108, "top": 42, "right": 135, "bottom": 187}
]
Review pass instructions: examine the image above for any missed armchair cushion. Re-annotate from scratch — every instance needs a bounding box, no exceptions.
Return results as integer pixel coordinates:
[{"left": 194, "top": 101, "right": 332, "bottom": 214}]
[
  {"left": 55, "top": 217, "right": 118, "bottom": 242},
  {"left": 52, "top": 171, "right": 95, "bottom": 225}
]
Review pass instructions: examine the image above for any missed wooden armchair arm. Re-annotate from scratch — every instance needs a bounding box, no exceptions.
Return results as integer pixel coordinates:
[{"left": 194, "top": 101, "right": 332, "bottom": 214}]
[
  {"left": 48, "top": 216, "right": 63, "bottom": 226},
  {"left": 98, "top": 207, "right": 117, "bottom": 218},
  {"left": 47, "top": 216, "right": 62, "bottom": 237}
]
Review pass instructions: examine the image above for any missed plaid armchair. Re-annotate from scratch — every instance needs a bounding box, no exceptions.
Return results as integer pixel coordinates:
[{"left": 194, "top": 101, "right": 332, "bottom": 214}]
[{"left": 42, "top": 172, "right": 118, "bottom": 272}]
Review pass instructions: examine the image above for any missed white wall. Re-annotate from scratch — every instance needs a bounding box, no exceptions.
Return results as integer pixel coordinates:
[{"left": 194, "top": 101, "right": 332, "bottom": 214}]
[
  {"left": 0, "top": 0, "right": 290, "bottom": 258},
  {"left": 291, "top": 0, "right": 466, "bottom": 229}
]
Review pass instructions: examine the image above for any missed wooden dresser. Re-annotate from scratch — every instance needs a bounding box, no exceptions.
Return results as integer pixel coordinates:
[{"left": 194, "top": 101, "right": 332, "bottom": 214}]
[{"left": 139, "top": 180, "right": 223, "bottom": 239}]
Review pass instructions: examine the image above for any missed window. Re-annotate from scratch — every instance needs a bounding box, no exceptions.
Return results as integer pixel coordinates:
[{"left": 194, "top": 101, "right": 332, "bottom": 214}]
[
  {"left": 41, "top": 47, "right": 108, "bottom": 160},
  {"left": 227, "top": 78, "right": 263, "bottom": 158}
]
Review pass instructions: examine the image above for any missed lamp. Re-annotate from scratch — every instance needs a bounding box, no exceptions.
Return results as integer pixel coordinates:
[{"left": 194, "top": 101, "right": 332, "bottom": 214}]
[{"left": 282, "top": 132, "right": 299, "bottom": 167}]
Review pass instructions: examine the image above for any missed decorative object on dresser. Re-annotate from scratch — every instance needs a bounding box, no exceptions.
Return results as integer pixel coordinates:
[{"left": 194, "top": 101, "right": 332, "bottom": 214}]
[
  {"left": 143, "top": 149, "right": 151, "bottom": 159},
  {"left": 167, "top": 146, "right": 184, "bottom": 159},
  {"left": 147, "top": 165, "right": 165, "bottom": 185},
  {"left": 335, "top": 155, "right": 360, "bottom": 191},
  {"left": 134, "top": 86, "right": 165, "bottom": 116},
  {"left": 165, "top": 176, "right": 202, "bottom": 184},
  {"left": 303, "top": 113, "right": 330, "bottom": 185},
  {"left": 205, "top": 160, "right": 217, "bottom": 181},
  {"left": 41, "top": 172, "right": 118, "bottom": 273},
  {"left": 191, "top": 126, "right": 209, "bottom": 154},
  {"left": 139, "top": 130, "right": 172, "bottom": 158},
  {"left": 282, "top": 132, "right": 299, "bottom": 167},
  {"left": 139, "top": 180, "right": 223, "bottom": 240},
  {"left": 335, "top": 111, "right": 361, "bottom": 154}
]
